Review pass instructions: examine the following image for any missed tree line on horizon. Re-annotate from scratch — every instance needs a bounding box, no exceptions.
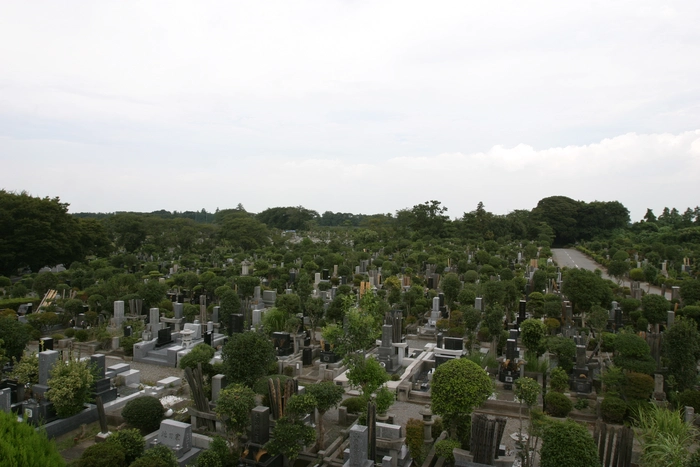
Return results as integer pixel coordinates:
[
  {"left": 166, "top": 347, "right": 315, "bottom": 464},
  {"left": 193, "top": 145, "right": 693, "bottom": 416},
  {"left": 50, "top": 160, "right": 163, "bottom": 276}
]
[{"left": 3, "top": 188, "right": 700, "bottom": 277}]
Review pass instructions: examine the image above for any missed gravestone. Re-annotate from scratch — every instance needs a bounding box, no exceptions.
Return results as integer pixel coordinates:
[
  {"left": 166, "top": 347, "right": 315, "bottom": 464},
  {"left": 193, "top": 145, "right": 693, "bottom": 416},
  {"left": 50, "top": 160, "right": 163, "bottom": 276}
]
[
  {"left": 159, "top": 419, "right": 192, "bottom": 458},
  {"left": 173, "top": 303, "right": 184, "bottom": 320},
  {"left": 212, "top": 375, "right": 227, "bottom": 402},
  {"left": 149, "top": 308, "right": 161, "bottom": 334},
  {"left": 377, "top": 325, "right": 398, "bottom": 371},
  {"left": 250, "top": 406, "right": 270, "bottom": 444},
  {"left": 212, "top": 306, "right": 219, "bottom": 323},
  {"left": 199, "top": 295, "right": 207, "bottom": 323},
  {"left": 123, "top": 325, "right": 132, "bottom": 337},
  {"left": 668, "top": 310, "right": 675, "bottom": 328},
  {"left": 39, "top": 337, "right": 54, "bottom": 351},
  {"left": 518, "top": 300, "right": 527, "bottom": 324},
  {"left": 38, "top": 350, "right": 59, "bottom": 386},
  {"left": 158, "top": 327, "right": 172, "bottom": 346},
  {"left": 0, "top": 388, "right": 10, "bottom": 413},
  {"left": 272, "top": 332, "right": 292, "bottom": 356},
  {"left": 114, "top": 300, "right": 125, "bottom": 327},
  {"left": 654, "top": 374, "right": 666, "bottom": 401},
  {"left": 345, "top": 424, "right": 374, "bottom": 467},
  {"left": 475, "top": 297, "right": 484, "bottom": 312},
  {"left": 230, "top": 314, "right": 244, "bottom": 334},
  {"left": 183, "top": 323, "right": 202, "bottom": 340},
  {"left": 90, "top": 354, "right": 106, "bottom": 379},
  {"left": 444, "top": 337, "right": 463, "bottom": 351}
]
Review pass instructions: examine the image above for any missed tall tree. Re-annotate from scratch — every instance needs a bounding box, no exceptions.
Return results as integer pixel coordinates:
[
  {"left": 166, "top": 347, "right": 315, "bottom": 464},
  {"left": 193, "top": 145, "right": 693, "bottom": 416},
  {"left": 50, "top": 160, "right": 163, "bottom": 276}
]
[{"left": 0, "top": 190, "right": 84, "bottom": 275}]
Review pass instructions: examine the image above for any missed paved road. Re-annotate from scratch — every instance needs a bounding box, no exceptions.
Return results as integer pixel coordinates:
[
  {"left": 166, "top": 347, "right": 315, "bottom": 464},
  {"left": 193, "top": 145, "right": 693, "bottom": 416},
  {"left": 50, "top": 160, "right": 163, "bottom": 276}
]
[{"left": 551, "top": 248, "right": 669, "bottom": 298}]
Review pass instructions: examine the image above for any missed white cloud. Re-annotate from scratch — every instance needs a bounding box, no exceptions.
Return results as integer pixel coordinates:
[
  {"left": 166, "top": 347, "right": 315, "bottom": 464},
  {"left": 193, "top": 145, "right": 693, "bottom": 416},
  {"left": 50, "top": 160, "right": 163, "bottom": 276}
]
[
  {"left": 2, "top": 1, "right": 700, "bottom": 221},
  {"left": 3, "top": 130, "right": 700, "bottom": 222}
]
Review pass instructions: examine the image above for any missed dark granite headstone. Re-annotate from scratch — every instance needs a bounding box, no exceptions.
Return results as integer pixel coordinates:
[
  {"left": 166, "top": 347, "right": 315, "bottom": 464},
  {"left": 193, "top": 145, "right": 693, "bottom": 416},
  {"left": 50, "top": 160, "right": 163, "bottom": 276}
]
[
  {"left": 230, "top": 314, "right": 244, "bottom": 334},
  {"left": 251, "top": 406, "right": 270, "bottom": 444},
  {"left": 302, "top": 348, "right": 313, "bottom": 366},
  {"left": 90, "top": 354, "right": 106, "bottom": 379},
  {"left": 39, "top": 337, "right": 54, "bottom": 351},
  {"left": 444, "top": 337, "right": 463, "bottom": 351},
  {"left": 158, "top": 327, "right": 172, "bottom": 346}
]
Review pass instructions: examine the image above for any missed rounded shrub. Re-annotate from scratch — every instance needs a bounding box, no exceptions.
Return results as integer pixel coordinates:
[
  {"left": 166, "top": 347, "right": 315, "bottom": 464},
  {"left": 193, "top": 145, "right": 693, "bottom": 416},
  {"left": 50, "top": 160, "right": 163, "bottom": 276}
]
[
  {"left": 137, "top": 445, "right": 178, "bottom": 467},
  {"left": 549, "top": 367, "right": 569, "bottom": 393},
  {"left": 544, "top": 391, "right": 573, "bottom": 418},
  {"left": 64, "top": 328, "right": 76, "bottom": 338},
  {"left": 75, "top": 329, "right": 89, "bottom": 342},
  {"left": 601, "top": 395, "right": 627, "bottom": 424},
  {"left": 78, "top": 441, "right": 126, "bottom": 467},
  {"left": 122, "top": 396, "right": 165, "bottom": 433},
  {"left": 340, "top": 396, "right": 366, "bottom": 414},
  {"left": 622, "top": 372, "right": 654, "bottom": 401},
  {"left": 435, "top": 439, "right": 461, "bottom": 464},
  {"left": 106, "top": 428, "right": 144, "bottom": 465},
  {"left": 539, "top": 418, "right": 599, "bottom": 467},
  {"left": 196, "top": 449, "right": 223, "bottom": 467}
]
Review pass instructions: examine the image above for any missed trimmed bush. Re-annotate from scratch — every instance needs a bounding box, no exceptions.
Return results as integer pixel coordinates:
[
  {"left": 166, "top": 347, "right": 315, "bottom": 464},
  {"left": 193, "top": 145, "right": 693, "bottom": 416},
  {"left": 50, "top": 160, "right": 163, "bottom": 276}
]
[
  {"left": 122, "top": 396, "right": 165, "bottom": 433},
  {"left": 622, "top": 372, "right": 654, "bottom": 401},
  {"left": 121, "top": 335, "right": 139, "bottom": 357},
  {"left": 106, "top": 428, "right": 144, "bottom": 465},
  {"left": 544, "top": 391, "right": 573, "bottom": 418},
  {"left": 130, "top": 445, "right": 178, "bottom": 467},
  {"left": 196, "top": 450, "right": 224, "bottom": 467},
  {"left": 435, "top": 439, "right": 461, "bottom": 464},
  {"left": 677, "top": 390, "right": 700, "bottom": 413},
  {"left": 0, "top": 410, "right": 65, "bottom": 467},
  {"left": 405, "top": 418, "right": 425, "bottom": 466},
  {"left": 601, "top": 395, "right": 627, "bottom": 424},
  {"left": 340, "top": 396, "right": 366, "bottom": 414},
  {"left": 78, "top": 441, "right": 126, "bottom": 467},
  {"left": 75, "top": 329, "right": 89, "bottom": 342},
  {"left": 549, "top": 367, "right": 569, "bottom": 393},
  {"left": 64, "top": 328, "right": 76, "bottom": 338},
  {"left": 539, "top": 418, "right": 599, "bottom": 467}
]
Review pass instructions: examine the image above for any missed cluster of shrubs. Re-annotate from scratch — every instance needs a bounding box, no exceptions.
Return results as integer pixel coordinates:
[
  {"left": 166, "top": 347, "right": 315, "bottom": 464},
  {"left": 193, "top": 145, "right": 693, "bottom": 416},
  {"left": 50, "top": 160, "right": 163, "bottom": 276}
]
[{"left": 78, "top": 429, "right": 177, "bottom": 467}]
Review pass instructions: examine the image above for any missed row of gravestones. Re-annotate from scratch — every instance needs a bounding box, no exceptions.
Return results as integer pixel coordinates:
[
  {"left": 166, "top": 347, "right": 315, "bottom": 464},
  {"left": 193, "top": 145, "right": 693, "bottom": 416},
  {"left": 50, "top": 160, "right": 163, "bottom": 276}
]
[{"left": 0, "top": 351, "right": 141, "bottom": 425}]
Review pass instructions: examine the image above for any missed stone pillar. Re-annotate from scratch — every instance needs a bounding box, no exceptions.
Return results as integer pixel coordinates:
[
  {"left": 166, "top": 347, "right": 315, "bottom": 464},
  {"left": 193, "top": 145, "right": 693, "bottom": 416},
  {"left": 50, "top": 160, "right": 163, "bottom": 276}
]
[
  {"left": 419, "top": 404, "right": 433, "bottom": 447},
  {"left": 39, "top": 350, "right": 60, "bottom": 386},
  {"left": 685, "top": 406, "right": 695, "bottom": 424},
  {"left": 149, "top": 308, "right": 160, "bottom": 334},
  {"left": 113, "top": 301, "right": 125, "bottom": 327},
  {"left": 668, "top": 310, "right": 675, "bottom": 328},
  {"left": 173, "top": 303, "right": 183, "bottom": 320}
]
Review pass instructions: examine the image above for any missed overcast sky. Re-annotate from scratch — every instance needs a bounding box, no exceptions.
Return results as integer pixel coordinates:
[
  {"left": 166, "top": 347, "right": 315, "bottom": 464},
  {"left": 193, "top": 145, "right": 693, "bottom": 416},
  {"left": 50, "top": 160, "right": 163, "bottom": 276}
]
[{"left": 2, "top": 1, "right": 700, "bottom": 222}]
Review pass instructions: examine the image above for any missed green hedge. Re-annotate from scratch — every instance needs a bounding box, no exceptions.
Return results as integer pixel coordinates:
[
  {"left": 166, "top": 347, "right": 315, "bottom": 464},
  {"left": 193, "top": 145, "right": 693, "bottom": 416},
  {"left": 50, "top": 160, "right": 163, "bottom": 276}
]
[
  {"left": 544, "top": 392, "right": 573, "bottom": 418},
  {"left": 0, "top": 297, "right": 41, "bottom": 311},
  {"left": 601, "top": 395, "right": 626, "bottom": 424}
]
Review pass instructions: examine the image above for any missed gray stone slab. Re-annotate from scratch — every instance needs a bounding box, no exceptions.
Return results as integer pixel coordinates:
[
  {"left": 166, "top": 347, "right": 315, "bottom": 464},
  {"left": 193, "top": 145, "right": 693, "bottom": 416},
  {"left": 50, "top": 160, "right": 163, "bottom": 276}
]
[
  {"left": 107, "top": 363, "right": 130, "bottom": 374},
  {"left": 39, "top": 350, "right": 59, "bottom": 386},
  {"left": 158, "top": 419, "right": 192, "bottom": 457},
  {"left": 0, "top": 388, "right": 10, "bottom": 413}
]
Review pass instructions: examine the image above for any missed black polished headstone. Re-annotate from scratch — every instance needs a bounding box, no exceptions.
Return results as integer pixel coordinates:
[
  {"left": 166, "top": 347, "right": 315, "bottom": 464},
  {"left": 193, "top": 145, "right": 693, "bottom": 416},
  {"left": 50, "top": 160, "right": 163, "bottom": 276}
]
[
  {"left": 230, "top": 314, "right": 244, "bottom": 334},
  {"left": 302, "top": 347, "right": 313, "bottom": 366},
  {"left": 157, "top": 327, "right": 172, "bottom": 346},
  {"left": 204, "top": 331, "right": 212, "bottom": 346},
  {"left": 39, "top": 337, "right": 54, "bottom": 351},
  {"left": 444, "top": 337, "right": 464, "bottom": 351}
]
